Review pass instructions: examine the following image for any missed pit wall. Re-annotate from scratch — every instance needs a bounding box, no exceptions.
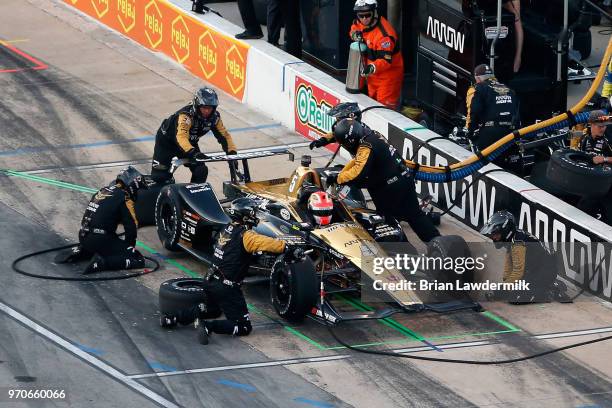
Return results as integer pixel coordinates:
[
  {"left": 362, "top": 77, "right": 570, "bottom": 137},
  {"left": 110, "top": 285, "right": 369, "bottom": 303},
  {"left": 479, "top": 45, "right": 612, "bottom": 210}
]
[{"left": 64, "top": 0, "right": 612, "bottom": 301}]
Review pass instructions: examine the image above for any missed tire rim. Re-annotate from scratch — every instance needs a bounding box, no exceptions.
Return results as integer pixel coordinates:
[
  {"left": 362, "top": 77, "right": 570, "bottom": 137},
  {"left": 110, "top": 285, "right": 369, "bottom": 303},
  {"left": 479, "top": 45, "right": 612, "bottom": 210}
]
[
  {"left": 274, "top": 269, "right": 291, "bottom": 307},
  {"left": 160, "top": 202, "right": 177, "bottom": 237}
]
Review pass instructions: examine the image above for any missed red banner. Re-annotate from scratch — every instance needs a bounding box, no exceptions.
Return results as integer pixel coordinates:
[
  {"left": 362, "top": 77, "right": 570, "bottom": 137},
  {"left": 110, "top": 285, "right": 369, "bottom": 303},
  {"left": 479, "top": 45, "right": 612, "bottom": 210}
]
[
  {"left": 64, "top": 0, "right": 249, "bottom": 100},
  {"left": 294, "top": 76, "right": 340, "bottom": 141}
]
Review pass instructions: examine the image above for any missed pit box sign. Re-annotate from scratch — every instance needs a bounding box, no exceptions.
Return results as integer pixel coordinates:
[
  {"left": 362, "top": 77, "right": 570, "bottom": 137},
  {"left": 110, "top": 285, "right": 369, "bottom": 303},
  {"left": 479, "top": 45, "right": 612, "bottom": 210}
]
[
  {"left": 294, "top": 76, "right": 340, "bottom": 141},
  {"left": 64, "top": 0, "right": 249, "bottom": 100}
]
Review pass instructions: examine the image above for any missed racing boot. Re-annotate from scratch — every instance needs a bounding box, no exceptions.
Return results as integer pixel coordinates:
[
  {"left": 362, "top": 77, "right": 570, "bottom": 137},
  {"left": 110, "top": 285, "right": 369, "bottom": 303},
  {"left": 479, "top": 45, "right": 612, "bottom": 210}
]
[
  {"left": 54, "top": 245, "right": 92, "bottom": 264},
  {"left": 195, "top": 318, "right": 211, "bottom": 345},
  {"left": 83, "top": 254, "right": 105, "bottom": 275},
  {"left": 550, "top": 280, "right": 573, "bottom": 303}
]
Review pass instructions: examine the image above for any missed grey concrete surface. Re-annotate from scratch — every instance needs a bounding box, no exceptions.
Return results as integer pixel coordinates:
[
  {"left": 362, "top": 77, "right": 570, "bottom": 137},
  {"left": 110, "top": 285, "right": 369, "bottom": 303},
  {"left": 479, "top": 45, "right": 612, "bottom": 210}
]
[{"left": 0, "top": 0, "right": 611, "bottom": 407}]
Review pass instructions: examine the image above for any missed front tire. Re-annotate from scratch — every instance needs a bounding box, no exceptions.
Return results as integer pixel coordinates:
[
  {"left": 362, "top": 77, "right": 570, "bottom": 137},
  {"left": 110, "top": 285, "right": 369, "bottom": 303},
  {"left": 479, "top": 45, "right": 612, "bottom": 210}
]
[
  {"left": 270, "top": 258, "right": 318, "bottom": 322},
  {"left": 156, "top": 186, "right": 183, "bottom": 251}
]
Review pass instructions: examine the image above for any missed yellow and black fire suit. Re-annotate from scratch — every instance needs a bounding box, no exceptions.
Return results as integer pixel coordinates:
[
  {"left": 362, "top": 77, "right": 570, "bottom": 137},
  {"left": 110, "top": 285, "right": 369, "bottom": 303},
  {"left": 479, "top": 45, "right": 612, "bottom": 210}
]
[
  {"left": 78, "top": 183, "right": 144, "bottom": 270},
  {"left": 503, "top": 230, "right": 556, "bottom": 301},
  {"left": 336, "top": 129, "right": 440, "bottom": 242},
  {"left": 151, "top": 106, "right": 236, "bottom": 183},
  {"left": 466, "top": 78, "right": 520, "bottom": 158},
  {"left": 177, "top": 222, "right": 286, "bottom": 336}
]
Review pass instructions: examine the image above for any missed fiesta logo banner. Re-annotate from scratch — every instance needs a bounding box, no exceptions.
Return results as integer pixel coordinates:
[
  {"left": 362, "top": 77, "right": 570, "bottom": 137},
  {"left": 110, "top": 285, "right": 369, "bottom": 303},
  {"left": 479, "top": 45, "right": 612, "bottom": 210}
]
[
  {"left": 294, "top": 76, "right": 339, "bottom": 140},
  {"left": 63, "top": 0, "right": 249, "bottom": 100}
]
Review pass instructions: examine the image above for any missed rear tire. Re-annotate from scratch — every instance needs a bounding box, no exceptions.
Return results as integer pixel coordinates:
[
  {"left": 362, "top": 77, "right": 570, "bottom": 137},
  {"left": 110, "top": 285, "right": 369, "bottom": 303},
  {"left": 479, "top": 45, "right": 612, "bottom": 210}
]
[
  {"left": 270, "top": 258, "right": 318, "bottom": 322},
  {"left": 159, "top": 278, "right": 207, "bottom": 317},
  {"left": 426, "top": 235, "right": 474, "bottom": 285},
  {"left": 156, "top": 186, "right": 183, "bottom": 251}
]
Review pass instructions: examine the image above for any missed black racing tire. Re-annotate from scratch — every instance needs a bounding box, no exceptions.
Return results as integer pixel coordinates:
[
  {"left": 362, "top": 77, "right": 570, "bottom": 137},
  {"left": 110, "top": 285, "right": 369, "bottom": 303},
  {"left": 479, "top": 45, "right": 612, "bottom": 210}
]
[
  {"left": 546, "top": 149, "right": 612, "bottom": 197},
  {"left": 426, "top": 235, "right": 474, "bottom": 285},
  {"left": 159, "top": 278, "right": 207, "bottom": 316},
  {"left": 156, "top": 185, "right": 183, "bottom": 251},
  {"left": 270, "top": 258, "right": 318, "bottom": 322}
]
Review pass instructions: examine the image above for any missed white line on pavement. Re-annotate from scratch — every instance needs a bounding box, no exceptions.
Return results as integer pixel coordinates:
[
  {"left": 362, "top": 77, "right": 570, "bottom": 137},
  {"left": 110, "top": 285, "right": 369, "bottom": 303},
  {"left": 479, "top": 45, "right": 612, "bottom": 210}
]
[{"left": 0, "top": 300, "right": 180, "bottom": 408}]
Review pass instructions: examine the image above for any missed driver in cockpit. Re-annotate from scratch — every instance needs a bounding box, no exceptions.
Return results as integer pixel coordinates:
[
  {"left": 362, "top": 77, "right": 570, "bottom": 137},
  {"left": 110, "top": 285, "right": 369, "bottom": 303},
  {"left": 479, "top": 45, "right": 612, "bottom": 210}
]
[{"left": 308, "top": 191, "right": 334, "bottom": 227}]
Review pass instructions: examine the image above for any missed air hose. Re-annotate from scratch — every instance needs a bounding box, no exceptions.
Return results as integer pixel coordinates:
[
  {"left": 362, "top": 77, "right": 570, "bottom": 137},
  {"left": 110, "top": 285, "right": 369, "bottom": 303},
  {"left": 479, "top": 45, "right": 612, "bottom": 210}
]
[
  {"left": 404, "top": 36, "right": 612, "bottom": 182},
  {"left": 12, "top": 242, "right": 161, "bottom": 282}
]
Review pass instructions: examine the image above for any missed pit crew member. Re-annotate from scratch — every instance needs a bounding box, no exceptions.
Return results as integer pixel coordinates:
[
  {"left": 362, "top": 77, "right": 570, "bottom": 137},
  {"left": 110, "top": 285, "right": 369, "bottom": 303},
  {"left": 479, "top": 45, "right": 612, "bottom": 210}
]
[
  {"left": 327, "top": 118, "right": 440, "bottom": 242},
  {"left": 349, "top": 0, "right": 404, "bottom": 109},
  {"left": 480, "top": 211, "right": 569, "bottom": 303},
  {"left": 151, "top": 87, "right": 237, "bottom": 184},
  {"left": 79, "top": 167, "right": 147, "bottom": 274},
  {"left": 466, "top": 64, "right": 520, "bottom": 161},
  {"left": 161, "top": 198, "right": 305, "bottom": 344}
]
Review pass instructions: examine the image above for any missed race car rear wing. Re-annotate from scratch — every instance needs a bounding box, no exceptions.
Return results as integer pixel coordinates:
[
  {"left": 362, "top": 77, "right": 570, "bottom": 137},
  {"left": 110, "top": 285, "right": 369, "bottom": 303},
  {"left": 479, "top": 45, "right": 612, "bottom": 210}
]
[{"left": 170, "top": 146, "right": 294, "bottom": 183}]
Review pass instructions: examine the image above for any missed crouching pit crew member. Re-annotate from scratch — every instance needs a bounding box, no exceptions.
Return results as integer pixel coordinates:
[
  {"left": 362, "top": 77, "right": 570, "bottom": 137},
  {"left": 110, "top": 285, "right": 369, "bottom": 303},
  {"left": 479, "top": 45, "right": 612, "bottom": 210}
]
[
  {"left": 161, "top": 198, "right": 306, "bottom": 345},
  {"left": 324, "top": 118, "right": 440, "bottom": 242},
  {"left": 480, "top": 211, "right": 570, "bottom": 304},
  {"left": 151, "top": 87, "right": 237, "bottom": 184},
  {"left": 79, "top": 167, "right": 147, "bottom": 274}
]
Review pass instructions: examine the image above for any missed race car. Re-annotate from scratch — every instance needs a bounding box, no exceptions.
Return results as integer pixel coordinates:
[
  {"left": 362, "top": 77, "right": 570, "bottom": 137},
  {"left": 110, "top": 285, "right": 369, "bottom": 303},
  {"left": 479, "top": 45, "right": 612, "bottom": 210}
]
[{"left": 154, "top": 148, "right": 479, "bottom": 324}]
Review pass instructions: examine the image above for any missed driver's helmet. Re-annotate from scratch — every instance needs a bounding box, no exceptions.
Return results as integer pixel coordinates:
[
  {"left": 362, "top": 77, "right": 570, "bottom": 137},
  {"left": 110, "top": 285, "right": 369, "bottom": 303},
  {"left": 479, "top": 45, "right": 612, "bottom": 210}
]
[
  {"left": 308, "top": 191, "right": 334, "bottom": 226},
  {"left": 228, "top": 197, "right": 259, "bottom": 227},
  {"left": 192, "top": 87, "right": 219, "bottom": 119},
  {"left": 480, "top": 210, "right": 516, "bottom": 248},
  {"left": 116, "top": 166, "right": 147, "bottom": 201}
]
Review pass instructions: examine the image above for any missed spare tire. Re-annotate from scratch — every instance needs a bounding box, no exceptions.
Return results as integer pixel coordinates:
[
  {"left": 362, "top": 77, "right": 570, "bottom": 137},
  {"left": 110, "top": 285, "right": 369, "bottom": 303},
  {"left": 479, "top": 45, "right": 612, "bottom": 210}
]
[
  {"left": 546, "top": 149, "right": 612, "bottom": 197},
  {"left": 159, "top": 278, "right": 207, "bottom": 316},
  {"left": 270, "top": 258, "right": 318, "bottom": 322}
]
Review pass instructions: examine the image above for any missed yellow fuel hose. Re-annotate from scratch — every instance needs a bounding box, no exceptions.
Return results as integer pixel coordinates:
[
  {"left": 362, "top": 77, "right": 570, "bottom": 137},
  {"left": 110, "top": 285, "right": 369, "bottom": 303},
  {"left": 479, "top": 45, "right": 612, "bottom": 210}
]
[{"left": 405, "top": 36, "right": 612, "bottom": 174}]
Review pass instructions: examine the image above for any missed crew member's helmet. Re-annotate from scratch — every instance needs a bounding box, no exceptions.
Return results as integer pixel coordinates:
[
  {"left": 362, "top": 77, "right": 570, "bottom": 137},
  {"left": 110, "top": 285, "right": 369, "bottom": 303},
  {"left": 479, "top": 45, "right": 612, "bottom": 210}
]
[
  {"left": 354, "top": 0, "right": 377, "bottom": 13},
  {"left": 480, "top": 210, "right": 516, "bottom": 248},
  {"left": 308, "top": 191, "right": 334, "bottom": 227},
  {"left": 192, "top": 87, "right": 219, "bottom": 118},
  {"left": 228, "top": 197, "right": 259, "bottom": 227},
  {"left": 329, "top": 102, "right": 362, "bottom": 124},
  {"left": 333, "top": 118, "right": 365, "bottom": 153},
  {"left": 116, "top": 166, "right": 147, "bottom": 200}
]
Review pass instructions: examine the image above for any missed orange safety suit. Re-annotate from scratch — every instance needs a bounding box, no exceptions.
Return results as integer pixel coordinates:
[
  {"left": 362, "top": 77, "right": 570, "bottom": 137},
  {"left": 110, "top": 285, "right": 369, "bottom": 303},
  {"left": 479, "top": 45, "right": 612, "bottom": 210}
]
[{"left": 350, "top": 16, "right": 404, "bottom": 109}]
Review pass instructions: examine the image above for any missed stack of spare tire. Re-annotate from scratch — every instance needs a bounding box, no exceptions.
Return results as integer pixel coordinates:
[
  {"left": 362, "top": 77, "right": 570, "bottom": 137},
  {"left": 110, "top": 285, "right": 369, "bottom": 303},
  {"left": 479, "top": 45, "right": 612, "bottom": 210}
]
[{"left": 546, "top": 149, "right": 612, "bottom": 198}]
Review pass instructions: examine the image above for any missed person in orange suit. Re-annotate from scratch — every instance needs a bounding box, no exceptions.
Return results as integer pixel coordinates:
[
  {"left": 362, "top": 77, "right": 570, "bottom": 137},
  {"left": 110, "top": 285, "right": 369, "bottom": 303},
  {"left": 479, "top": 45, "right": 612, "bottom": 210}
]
[{"left": 349, "top": 0, "right": 404, "bottom": 109}]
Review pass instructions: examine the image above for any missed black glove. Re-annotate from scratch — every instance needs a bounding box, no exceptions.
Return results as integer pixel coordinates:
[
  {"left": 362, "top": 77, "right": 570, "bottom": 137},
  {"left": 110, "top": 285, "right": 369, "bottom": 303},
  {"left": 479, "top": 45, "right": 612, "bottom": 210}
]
[
  {"left": 362, "top": 64, "right": 375, "bottom": 76},
  {"left": 309, "top": 138, "right": 329, "bottom": 150},
  {"left": 193, "top": 152, "right": 210, "bottom": 162},
  {"left": 326, "top": 173, "right": 338, "bottom": 185},
  {"left": 227, "top": 150, "right": 237, "bottom": 156},
  {"left": 351, "top": 30, "right": 363, "bottom": 42}
]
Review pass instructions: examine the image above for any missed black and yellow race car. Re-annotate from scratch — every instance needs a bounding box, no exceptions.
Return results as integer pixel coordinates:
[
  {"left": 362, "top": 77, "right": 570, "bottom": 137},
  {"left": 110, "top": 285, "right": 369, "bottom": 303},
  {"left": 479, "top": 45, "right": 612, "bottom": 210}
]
[{"left": 153, "top": 148, "right": 478, "bottom": 324}]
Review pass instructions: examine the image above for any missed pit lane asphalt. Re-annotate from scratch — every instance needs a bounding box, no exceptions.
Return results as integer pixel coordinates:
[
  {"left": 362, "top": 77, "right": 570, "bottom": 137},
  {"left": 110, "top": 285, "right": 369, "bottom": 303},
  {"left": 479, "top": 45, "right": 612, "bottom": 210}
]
[{"left": 1, "top": 1, "right": 612, "bottom": 407}]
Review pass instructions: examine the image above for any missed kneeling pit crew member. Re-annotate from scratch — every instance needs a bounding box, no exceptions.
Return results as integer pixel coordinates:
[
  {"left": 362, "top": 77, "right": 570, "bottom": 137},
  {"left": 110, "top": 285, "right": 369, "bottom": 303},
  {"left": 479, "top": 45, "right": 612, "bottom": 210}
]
[
  {"left": 164, "top": 197, "right": 305, "bottom": 345},
  {"left": 326, "top": 118, "right": 440, "bottom": 242},
  {"left": 79, "top": 167, "right": 147, "bottom": 274},
  {"left": 580, "top": 110, "right": 612, "bottom": 165},
  {"left": 151, "top": 87, "right": 237, "bottom": 184},
  {"left": 480, "top": 211, "right": 569, "bottom": 303}
]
